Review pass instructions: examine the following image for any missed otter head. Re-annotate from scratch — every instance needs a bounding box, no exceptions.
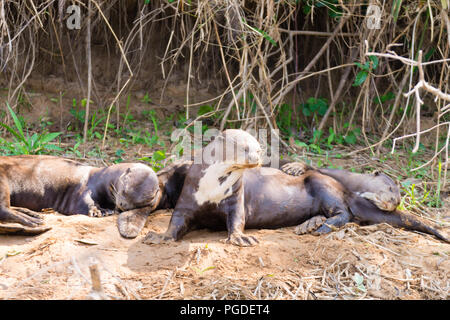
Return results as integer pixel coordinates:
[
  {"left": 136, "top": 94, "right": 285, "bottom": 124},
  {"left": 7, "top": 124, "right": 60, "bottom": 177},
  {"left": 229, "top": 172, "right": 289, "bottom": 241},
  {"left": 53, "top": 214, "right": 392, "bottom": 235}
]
[
  {"left": 194, "top": 129, "right": 262, "bottom": 206},
  {"left": 202, "top": 129, "right": 262, "bottom": 168},
  {"left": 360, "top": 171, "right": 401, "bottom": 212},
  {"left": 113, "top": 164, "right": 161, "bottom": 211}
]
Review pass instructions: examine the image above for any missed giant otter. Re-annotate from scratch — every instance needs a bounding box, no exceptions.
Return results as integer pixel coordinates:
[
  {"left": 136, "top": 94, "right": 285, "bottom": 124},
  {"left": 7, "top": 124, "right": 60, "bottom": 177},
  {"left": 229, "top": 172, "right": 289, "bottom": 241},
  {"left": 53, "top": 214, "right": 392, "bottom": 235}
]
[
  {"left": 280, "top": 161, "right": 401, "bottom": 211},
  {"left": 139, "top": 132, "right": 447, "bottom": 246},
  {"left": 0, "top": 155, "right": 161, "bottom": 234},
  {"left": 117, "top": 160, "right": 190, "bottom": 238}
]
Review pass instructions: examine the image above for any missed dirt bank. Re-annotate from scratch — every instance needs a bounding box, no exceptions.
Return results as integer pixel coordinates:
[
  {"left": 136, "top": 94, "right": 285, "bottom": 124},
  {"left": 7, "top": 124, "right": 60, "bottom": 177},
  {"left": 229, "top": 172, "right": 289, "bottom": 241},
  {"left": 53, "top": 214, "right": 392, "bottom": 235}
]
[{"left": 0, "top": 208, "right": 448, "bottom": 300}]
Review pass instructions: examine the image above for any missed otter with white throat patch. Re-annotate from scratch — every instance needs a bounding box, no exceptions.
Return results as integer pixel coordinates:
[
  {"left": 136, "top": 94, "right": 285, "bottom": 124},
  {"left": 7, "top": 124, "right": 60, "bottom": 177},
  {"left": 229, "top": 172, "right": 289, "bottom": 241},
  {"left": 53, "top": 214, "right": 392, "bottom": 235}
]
[{"left": 143, "top": 129, "right": 263, "bottom": 246}]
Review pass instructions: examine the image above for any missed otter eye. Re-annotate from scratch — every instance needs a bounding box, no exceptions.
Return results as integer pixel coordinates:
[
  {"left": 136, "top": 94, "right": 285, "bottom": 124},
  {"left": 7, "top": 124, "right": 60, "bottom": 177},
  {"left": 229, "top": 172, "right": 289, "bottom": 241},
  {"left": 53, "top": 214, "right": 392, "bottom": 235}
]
[{"left": 244, "top": 146, "right": 249, "bottom": 153}]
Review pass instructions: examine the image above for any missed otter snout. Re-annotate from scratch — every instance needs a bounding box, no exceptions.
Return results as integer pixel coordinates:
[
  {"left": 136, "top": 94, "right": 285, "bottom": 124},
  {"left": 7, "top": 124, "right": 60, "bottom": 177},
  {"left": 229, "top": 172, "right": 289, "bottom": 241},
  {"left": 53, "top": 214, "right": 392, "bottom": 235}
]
[{"left": 247, "top": 152, "right": 262, "bottom": 165}]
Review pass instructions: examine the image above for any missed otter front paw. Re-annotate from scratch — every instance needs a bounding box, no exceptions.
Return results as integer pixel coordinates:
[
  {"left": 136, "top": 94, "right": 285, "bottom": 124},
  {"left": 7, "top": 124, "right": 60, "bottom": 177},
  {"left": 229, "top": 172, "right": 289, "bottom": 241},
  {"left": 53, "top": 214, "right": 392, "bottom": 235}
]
[
  {"left": 280, "top": 162, "right": 308, "bottom": 176},
  {"left": 312, "top": 223, "right": 338, "bottom": 235},
  {"left": 117, "top": 210, "right": 148, "bottom": 239},
  {"left": 142, "top": 231, "right": 174, "bottom": 245},
  {"left": 88, "top": 206, "right": 115, "bottom": 217},
  {"left": 294, "top": 215, "right": 327, "bottom": 235},
  {"left": 224, "top": 233, "right": 259, "bottom": 247},
  {"left": 0, "top": 223, "right": 51, "bottom": 235}
]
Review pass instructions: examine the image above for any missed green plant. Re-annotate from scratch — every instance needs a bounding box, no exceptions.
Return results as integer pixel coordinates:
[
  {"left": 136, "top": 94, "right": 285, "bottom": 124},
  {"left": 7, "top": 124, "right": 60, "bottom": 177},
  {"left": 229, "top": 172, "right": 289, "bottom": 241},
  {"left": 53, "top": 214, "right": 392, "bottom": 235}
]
[
  {"left": 353, "top": 55, "right": 378, "bottom": 87},
  {"left": 86, "top": 111, "right": 106, "bottom": 141},
  {"left": 142, "top": 109, "right": 159, "bottom": 135},
  {"left": 69, "top": 98, "right": 85, "bottom": 131},
  {"left": 139, "top": 150, "right": 167, "bottom": 172},
  {"left": 66, "top": 139, "right": 83, "bottom": 158},
  {"left": 276, "top": 103, "right": 297, "bottom": 137},
  {"left": 114, "top": 149, "right": 125, "bottom": 163},
  {"left": 300, "top": 97, "right": 328, "bottom": 118},
  {"left": 0, "top": 103, "right": 62, "bottom": 155},
  {"left": 141, "top": 92, "right": 152, "bottom": 104}
]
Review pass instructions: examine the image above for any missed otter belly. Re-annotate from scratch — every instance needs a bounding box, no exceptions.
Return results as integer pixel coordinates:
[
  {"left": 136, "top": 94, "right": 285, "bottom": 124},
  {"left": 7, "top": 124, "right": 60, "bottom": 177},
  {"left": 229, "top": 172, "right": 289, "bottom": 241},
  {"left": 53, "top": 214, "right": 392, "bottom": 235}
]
[
  {"left": 6, "top": 157, "right": 92, "bottom": 213},
  {"left": 242, "top": 168, "right": 318, "bottom": 229}
]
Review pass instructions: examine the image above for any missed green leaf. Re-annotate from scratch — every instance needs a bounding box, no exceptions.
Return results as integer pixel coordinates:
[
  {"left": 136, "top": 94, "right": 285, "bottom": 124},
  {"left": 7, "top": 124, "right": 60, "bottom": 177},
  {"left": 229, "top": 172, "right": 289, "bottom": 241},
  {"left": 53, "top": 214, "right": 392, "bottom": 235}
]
[
  {"left": 294, "top": 140, "right": 308, "bottom": 148},
  {"left": 354, "top": 62, "right": 365, "bottom": 69},
  {"left": 38, "top": 132, "right": 62, "bottom": 145},
  {"left": 368, "top": 55, "right": 379, "bottom": 70},
  {"left": 301, "top": 104, "right": 311, "bottom": 117},
  {"left": 392, "top": 0, "right": 402, "bottom": 23},
  {"left": 152, "top": 150, "right": 166, "bottom": 161},
  {"left": 373, "top": 91, "right": 395, "bottom": 104},
  {"left": 353, "top": 272, "right": 367, "bottom": 292},
  {"left": 197, "top": 105, "right": 214, "bottom": 116},
  {"left": 0, "top": 123, "right": 24, "bottom": 142},
  {"left": 353, "top": 273, "right": 364, "bottom": 285},
  {"left": 242, "top": 22, "right": 277, "bottom": 47},
  {"left": 6, "top": 103, "right": 25, "bottom": 140},
  {"left": 344, "top": 132, "right": 357, "bottom": 145},
  {"left": 327, "top": 133, "right": 335, "bottom": 145},
  {"left": 353, "top": 70, "right": 368, "bottom": 87},
  {"left": 43, "top": 144, "right": 63, "bottom": 152},
  {"left": 318, "top": 103, "right": 328, "bottom": 116}
]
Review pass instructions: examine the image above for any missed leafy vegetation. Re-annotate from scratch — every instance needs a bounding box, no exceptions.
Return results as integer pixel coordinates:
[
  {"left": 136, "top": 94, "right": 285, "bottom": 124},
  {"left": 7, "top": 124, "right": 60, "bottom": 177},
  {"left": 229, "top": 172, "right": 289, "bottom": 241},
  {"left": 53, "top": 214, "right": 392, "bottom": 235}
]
[{"left": 0, "top": 103, "right": 62, "bottom": 155}]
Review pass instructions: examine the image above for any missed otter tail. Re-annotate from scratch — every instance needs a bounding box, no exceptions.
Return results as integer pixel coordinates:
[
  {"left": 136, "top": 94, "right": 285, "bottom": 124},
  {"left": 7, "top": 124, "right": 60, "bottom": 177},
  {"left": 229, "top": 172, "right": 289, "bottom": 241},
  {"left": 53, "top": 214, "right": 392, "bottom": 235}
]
[{"left": 349, "top": 196, "right": 449, "bottom": 243}]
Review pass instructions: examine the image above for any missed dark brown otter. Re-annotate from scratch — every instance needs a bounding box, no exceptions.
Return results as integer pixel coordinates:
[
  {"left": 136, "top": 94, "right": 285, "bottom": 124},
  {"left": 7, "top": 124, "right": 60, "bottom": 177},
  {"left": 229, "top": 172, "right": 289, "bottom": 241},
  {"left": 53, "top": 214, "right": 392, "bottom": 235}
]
[
  {"left": 142, "top": 164, "right": 447, "bottom": 246},
  {"left": 0, "top": 155, "right": 160, "bottom": 235},
  {"left": 117, "top": 160, "right": 191, "bottom": 238},
  {"left": 281, "top": 161, "right": 401, "bottom": 211}
]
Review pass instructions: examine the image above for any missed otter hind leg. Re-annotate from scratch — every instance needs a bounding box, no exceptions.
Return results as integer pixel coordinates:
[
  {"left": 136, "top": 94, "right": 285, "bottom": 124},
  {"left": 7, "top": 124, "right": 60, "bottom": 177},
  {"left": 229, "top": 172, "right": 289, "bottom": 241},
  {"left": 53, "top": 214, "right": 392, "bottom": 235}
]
[
  {"left": 294, "top": 215, "right": 327, "bottom": 235},
  {"left": 0, "top": 206, "right": 44, "bottom": 227},
  {"left": 309, "top": 178, "right": 353, "bottom": 235},
  {"left": 313, "top": 210, "right": 352, "bottom": 235},
  {"left": 0, "top": 206, "right": 49, "bottom": 235}
]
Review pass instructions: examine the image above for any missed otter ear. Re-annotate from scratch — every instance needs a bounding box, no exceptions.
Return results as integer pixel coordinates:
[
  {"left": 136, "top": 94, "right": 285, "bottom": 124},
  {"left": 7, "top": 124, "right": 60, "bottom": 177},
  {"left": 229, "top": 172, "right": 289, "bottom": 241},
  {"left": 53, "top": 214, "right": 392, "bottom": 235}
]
[{"left": 214, "top": 135, "right": 225, "bottom": 142}]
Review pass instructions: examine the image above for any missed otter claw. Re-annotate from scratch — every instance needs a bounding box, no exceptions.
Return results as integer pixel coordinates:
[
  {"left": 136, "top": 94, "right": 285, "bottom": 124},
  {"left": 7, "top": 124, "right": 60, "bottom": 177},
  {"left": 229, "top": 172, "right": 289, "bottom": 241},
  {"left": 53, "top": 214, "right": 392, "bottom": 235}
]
[
  {"left": 6, "top": 208, "right": 44, "bottom": 227},
  {"left": 142, "top": 231, "right": 174, "bottom": 245},
  {"left": 225, "top": 233, "right": 259, "bottom": 247},
  {"left": 312, "top": 223, "right": 338, "bottom": 235},
  {"left": 88, "top": 207, "right": 115, "bottom": 217},
  {"left": 0, "top": 223, "right": 51, "bottom": 235},
  {"left": 280, "top": 162, "right": 307, "bottom": 176},
  {"left": 295, "top": 215, "right": 327, "bottom": 235}
]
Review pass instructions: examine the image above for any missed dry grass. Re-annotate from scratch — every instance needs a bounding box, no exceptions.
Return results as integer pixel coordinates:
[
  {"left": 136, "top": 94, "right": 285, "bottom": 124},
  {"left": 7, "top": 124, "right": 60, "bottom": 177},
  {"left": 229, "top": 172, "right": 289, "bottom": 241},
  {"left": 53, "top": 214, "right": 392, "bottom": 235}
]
[{"left": 0, "top": 1, "right": 448, "bottom": 179}]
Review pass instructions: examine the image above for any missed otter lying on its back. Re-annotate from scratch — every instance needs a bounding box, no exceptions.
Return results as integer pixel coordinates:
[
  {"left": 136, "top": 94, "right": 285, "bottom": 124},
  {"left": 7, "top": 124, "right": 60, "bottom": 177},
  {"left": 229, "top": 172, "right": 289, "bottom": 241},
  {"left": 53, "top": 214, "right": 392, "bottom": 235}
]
[{"left": 281, "top": 161, "right": 401, "bottom": 211}]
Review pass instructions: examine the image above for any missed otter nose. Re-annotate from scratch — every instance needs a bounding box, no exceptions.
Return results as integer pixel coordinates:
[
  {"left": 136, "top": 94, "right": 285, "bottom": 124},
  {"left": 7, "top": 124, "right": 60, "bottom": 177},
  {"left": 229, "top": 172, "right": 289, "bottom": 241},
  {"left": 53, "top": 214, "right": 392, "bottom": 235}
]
[{"left": 248, "top": 152, "right": 261, "bottom": 164}]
